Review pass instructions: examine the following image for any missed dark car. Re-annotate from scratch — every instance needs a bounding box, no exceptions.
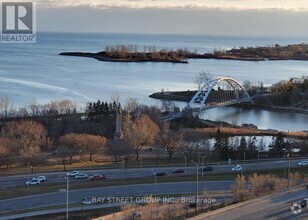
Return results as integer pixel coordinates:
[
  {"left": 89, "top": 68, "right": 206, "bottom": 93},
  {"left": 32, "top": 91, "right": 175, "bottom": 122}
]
[
  {"left": 198, "top": 166, "right": 213, "bottom": 172},
  {"left": 299, "top": 199, "right": 308, "bottom": 208},
  {"left": 90, "top": 174, "right": 106, "bottom": 181},
  {"left": 172, "top": 168, "right": 185, "bottom": 174},
  {"left": 153, "top": 171, "right": 166, "bottom": 176}
]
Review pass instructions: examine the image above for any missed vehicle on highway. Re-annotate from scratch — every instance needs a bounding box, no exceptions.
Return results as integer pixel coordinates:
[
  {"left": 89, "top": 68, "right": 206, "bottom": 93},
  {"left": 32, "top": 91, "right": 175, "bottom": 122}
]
[
  {"left": 297, "top": 161, "right": 308, "bottom": 166},
  {"left": 90, "top": 174, "right": 106, "bottom": 181},
  {"left": 75, "top": 173, "right": 88, "bottom": 179},
  {"left": 35, "top": 176, "right": 46, "bottom": 182},
  {"left": 66, "top": 171, "right": 79, "bottom": 177},
  {"left": 298, "top": 198, "right": 308, "bottom": 208},
  {"left": 129, "top": 211, "right": 142, "bottom": 220},
  {"left": 198, "top": 166, "right": 214, "bottom": 172},
  {"left": 232, "top": 164, "right": 243, "bottom": 172},
  {"left": 172, "top": 168, "right": 185, "bottom": 174},
  {"left": 82, "top": 198, "right": 92, "bottom": 205},
  {"left": 153, "top": 171, "right": 166, "bottom": 176},
  {"left": 26, "top": 179, "right": 41, "bottom": 185}
]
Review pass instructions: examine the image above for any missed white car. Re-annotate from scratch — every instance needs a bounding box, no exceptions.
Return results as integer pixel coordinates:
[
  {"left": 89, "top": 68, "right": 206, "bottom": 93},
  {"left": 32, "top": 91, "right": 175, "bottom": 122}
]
[
  {"left": 66, "top": 171, "right": 79, "bottom": 177},
  {"left": 35, "top": 176, "right": 46, "bottom": 182},
  {"left": 298, "top": 161, "right": 308, "bottom": 166},
  {"left": 75, "top": 173, "right": 88, "bottom": 179},
  {"left": 26, "top": 179, "right": 41, "bottom": 185},
  {"left": 232, "top": 164, "right": 243, "bottom": 172}
]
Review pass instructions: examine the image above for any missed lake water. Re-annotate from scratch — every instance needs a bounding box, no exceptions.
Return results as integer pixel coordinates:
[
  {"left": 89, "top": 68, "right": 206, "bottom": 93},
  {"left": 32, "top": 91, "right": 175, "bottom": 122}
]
[{"left": 0, "top": 32, "right": 307, "bottom": 131}]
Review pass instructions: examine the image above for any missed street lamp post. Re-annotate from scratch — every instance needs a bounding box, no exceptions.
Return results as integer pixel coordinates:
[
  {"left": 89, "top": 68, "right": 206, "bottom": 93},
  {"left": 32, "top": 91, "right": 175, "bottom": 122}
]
[
  {"left": 287, "top": 154, "right": 291, "bottom": 188},
  {"left": 154, "top": 173, "right": 157, "bottom": 194},
  {"left": 241, "top": 150, "right": 246, "bottom": 175},
  {"left": 202, "top": 155, "right": 207, "bottom": 179},
  {"left": 121, "top": 160, "right": 124, "bottom": 182},
  {"left": 80, "top": 198, "right": 85, "bottom": 220},
  {"left": 182, "top": 152, "right": 187, "bottom": 168},
  {"left": 118, "top": 156, "right": 124, "bottom": 182},
  {"left": 191, "top": 160, "right": 198, "bottom": 214},
  {"left": 66, "top": 175, "right": 69, "bottom": 220},
  {"left": 284, "top": 155, "right": 286, "bottom": 179},
  {"left": 151, "top": 169, "right": 157, "bottom": 194},
  {"left": 27, "top": 164, "right": 30, "bottom": 191}
]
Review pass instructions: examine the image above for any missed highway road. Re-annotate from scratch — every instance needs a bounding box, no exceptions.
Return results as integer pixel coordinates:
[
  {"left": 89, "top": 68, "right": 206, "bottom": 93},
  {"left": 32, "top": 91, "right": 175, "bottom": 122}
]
[
  {"left": 190, "top": 189, "right": 308, "bottom": 220},
  {"left": 0, "top": 181, "right": 233, "bottom": 216},
  {"left": 0, "top": 158, "right": 307, "bottom": 189}
]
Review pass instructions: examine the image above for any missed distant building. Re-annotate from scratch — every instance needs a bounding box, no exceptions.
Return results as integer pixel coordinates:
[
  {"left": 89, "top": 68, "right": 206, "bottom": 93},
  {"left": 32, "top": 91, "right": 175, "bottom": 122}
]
[
  {"left": 291, "top": 77, "right": 303, "bottom": 84},
  {"left": 241, "top": 123, "right": 258, "bottom": 129}
]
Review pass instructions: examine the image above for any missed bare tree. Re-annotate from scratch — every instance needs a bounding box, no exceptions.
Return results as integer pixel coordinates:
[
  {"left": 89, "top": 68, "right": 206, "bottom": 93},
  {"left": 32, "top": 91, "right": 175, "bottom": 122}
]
[
  {"left": 0, "top": 138, "right": 11, "bottom": 168},
  {"left": 124, "top": 97, "right": 140, "bottom": 115},
  {"left": 151, "top": 146, "right": 165, "bottom": 166},
  {"left": 55, "top": 144, "right": 71, "bottom": 171},
  {"left": 2, "top": 120, "right": 49, "bottom": 172},
  {"left": 107, "top": 138, "right": 134, "bottom": 165},
  {"left": 29, "top": 99, "right": 40, "bottom": 116},
  {"left": 85, "top": 135, "right": 107, "bottom": 162},
  {"left": 59, "top": 133, "right": 85, "bottom": 164},
  {"left": 157, "top": 122, "right": 183, "bottom": 161},
  {"left": 194, "top": 71, "right": 213, "bottom": 89},
  {"left": 161, "top": 100, "right": 175, "bottom": 113},
  {"left": 111, "top": 92, "right": 121, "bottom": 106},
  {"left": 242, "top": 80, "right": 253, "bottom": 91},
  {"left": 0, "top": 95, "right": 9, "bottom": 118},
  {"left": 182, "top": 130, "right": 210, "bottom": 163},
  {"left": 123, "top": 114, "right": 159, "bottom": 160}
]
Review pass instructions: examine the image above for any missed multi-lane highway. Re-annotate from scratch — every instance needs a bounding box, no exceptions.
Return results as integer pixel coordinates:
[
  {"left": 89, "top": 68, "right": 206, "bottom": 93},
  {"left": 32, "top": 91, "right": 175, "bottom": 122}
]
[
  {"left": 0, "top": 157, "right": 306, "bottom": 219},
  {"left": 0, "top": 158, "right": 306, "bottom": 189},
  {"left": 0, "top": 181, "right": 233, "bottom": 217}
]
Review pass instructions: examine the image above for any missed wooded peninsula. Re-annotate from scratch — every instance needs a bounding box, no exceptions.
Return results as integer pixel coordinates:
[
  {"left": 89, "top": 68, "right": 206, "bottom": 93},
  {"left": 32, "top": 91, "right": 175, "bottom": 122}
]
[{"left": 60, "top": 43, "right": 308, "bottom": 63}]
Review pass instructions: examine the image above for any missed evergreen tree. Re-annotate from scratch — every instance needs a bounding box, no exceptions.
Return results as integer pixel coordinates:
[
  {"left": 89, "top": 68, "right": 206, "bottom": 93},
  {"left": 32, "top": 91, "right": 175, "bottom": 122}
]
[
  {"left": 247, "top": 136, "right": 257, "bottom": 159},
  {"left": 213, "top": 129, "right": 232, "bottom": 160},
  {"left": 221, "top": 136, "right": 232, "bottom": 160},
  {"left": 239, "top": 137, "right": 247, "bottom": 151},
  {"left": 213, "top": 129, "right": 223, "bottom": 156},
  {"left": 269, "top": 132, "right": 286, "bottom": 157}
]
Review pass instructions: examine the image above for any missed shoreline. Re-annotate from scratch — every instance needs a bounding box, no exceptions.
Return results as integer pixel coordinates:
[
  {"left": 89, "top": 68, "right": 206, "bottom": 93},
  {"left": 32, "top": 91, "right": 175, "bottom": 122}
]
[
  {"left": 149, "top": 91, "right": 308, "bottom": 115},
  {"left": 59, "top": 52, "right": 188, "bottom": 63},
  {"left": 59, "top": 51, "right": 308, "bottom": 63},
  {"left": 60, "top": 43, "right": 308, "bottom": 63}
]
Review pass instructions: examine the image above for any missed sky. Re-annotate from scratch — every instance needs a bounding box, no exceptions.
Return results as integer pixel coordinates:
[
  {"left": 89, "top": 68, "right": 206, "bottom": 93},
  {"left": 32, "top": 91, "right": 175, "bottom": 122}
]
[{"left": 3, "top": 0, "right": 308, "bottom": 37}]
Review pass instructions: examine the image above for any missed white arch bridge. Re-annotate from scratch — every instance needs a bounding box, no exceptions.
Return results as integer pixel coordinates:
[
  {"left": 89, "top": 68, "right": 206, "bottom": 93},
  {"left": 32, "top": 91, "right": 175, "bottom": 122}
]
[{"left": 161, "top": 76, "right": 253, "bottom": 120}]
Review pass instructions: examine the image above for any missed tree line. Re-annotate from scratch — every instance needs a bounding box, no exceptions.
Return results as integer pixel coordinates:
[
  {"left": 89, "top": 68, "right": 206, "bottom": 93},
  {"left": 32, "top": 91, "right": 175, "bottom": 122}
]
[
  {"left": 0, "top": 97, "right": 78, "bottom": 118},
  {"left": 0, "top": 96, "right": 307, "bottom": 171}
]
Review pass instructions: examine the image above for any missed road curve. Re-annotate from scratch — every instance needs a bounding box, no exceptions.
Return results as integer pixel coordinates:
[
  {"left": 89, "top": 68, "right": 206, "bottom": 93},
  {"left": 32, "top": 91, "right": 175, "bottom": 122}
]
[{"left": 189, "top": 189, "right": 308, "bottom": 220}]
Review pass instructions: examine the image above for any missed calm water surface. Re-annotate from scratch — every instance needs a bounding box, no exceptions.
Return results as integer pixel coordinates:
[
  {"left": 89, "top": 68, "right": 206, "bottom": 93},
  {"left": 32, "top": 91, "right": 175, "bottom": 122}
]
[{"left": 0, "top": 33, "right": 307, "bottom": 131}]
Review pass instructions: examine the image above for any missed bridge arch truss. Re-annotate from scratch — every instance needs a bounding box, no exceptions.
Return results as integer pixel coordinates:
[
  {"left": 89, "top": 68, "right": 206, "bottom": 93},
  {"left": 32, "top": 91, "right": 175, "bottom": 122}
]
[{"left": 188, "top": 76, "right": 252, "bottom": 114}]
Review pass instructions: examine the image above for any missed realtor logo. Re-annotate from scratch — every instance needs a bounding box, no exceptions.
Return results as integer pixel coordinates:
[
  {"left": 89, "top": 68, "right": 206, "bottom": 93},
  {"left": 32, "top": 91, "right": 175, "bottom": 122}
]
[{"left": 1, "top": 2, "right": 36, "bottom": 43}]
